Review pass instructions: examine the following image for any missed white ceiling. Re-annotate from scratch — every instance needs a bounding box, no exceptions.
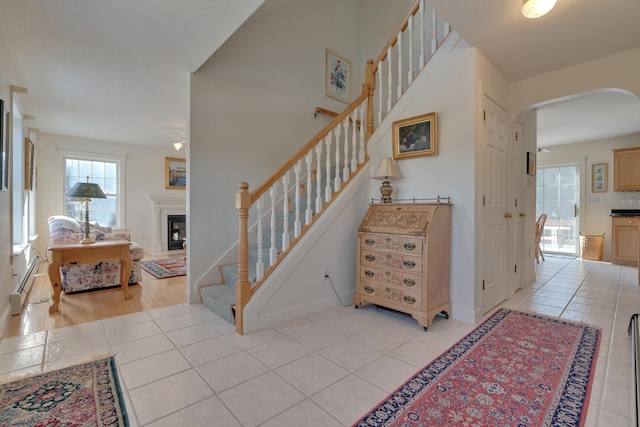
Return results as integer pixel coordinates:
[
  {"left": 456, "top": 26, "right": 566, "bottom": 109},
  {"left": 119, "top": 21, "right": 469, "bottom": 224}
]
[{"left": 1, "top": 0, "right": 640, "bottom": 148}]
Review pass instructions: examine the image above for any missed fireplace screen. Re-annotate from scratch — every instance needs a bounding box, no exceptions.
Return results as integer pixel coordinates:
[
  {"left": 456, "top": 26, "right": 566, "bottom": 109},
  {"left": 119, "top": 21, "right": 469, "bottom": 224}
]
[{"left": 167, "top": 215, "right": 186, "bottom": 251}]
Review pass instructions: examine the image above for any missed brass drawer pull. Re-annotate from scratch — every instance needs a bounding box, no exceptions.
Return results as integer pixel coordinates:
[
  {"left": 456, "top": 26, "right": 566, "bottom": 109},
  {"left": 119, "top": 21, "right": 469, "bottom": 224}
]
[
  {"left": 403, "top": 242, "right": 416, "bottom": 251},
  {"left": 403, "top": 260, "right": 416, "bottom": 268},
  {"left": 365, "top": 239, "right": 375, "bottom": 245},
  {"left": 364, "top": 285, "right": 374, "bottom": 293},
  {"left": 403, "top": 278, "right": 416, "bottom": 287},
  {"left": 365, "top": 254, "right": 376, "bottom": 262},
  {"left": 403, "top": 296, "right": 416, "bottom": 304},
  {"left": 364, "top": 270, "right": 374, "bottom": 278}
]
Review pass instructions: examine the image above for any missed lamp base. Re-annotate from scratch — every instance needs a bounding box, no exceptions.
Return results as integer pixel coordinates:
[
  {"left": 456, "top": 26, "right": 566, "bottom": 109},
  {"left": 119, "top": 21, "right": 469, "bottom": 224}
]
[
  {"left": 379, "top": 179, "right": 393, "bottom": 203},
  {"left": 79, "top": 236, "right": 94, "bottom": 244}
]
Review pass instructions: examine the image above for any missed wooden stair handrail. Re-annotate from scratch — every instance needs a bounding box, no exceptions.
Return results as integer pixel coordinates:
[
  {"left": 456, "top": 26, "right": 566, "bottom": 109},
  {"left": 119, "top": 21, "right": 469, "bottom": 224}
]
[{"left": 250, "top": 85, "right": 369, "bottom": 204}]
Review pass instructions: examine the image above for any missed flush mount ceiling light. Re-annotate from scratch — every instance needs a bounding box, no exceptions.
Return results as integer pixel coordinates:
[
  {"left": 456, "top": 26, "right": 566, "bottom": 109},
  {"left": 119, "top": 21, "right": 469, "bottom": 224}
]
[
  {"left": 173, "top": 136, "right": 186, "bottom": 151},
  {"left": 522, "top": 0, "right": 557, "bottom": 18}
]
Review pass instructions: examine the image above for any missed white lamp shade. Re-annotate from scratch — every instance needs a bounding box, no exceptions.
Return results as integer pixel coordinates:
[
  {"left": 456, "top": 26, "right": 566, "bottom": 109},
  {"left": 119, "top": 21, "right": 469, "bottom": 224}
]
[
  {"left": 522, "top": 0, "right": 557, "bottom": 19},
  {"left": 373, "top": 157, "right": 401, "bottom": 180}
]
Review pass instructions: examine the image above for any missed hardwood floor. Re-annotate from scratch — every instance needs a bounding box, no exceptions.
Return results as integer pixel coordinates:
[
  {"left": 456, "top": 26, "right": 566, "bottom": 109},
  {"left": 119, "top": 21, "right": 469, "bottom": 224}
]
[{"left": 3, "top": 254, "right": 187, "bottom": 338}]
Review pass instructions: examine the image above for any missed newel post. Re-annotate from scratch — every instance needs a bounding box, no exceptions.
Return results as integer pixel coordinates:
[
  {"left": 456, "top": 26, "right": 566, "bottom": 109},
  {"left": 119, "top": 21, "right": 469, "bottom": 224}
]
[
  {"left": 236, "top": 182, "right": 251, "bottom": 334},
  {"left": 365, "top": 59, "right": 375, "bottom": 141}
]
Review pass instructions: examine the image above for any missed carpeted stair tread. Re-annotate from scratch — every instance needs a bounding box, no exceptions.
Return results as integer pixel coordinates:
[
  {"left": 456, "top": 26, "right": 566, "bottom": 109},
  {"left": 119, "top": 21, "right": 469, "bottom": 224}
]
[{"left": 201, "top": 284, "right": 236, "bottom": 324}]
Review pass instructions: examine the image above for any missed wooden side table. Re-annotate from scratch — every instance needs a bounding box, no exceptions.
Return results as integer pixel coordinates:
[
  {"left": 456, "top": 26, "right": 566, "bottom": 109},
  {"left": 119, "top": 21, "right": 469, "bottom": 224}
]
[{"left": 47, "top": 240, "right": 133, "bottom": 313}]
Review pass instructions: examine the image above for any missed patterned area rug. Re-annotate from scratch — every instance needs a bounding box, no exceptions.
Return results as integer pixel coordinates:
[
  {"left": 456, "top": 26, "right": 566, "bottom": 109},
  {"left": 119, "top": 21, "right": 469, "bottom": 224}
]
[
  {"left": 0, "top": 356, "right": 129, "bottom": 426},
  {"left": 354, "top": 308, "right": 600, "bottom": 427},
  {"left": 141, "top": 257, "right": 186, "bottom": 279}
]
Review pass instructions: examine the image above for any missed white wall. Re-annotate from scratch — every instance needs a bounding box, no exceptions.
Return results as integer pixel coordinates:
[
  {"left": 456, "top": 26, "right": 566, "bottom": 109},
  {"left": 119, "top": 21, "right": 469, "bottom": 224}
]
[
  {"left": 0, "top": 27, "right": 17, "bottom": 336},
  {"left": 537, "top": 133, "right": 640, "bottom": 262},
  {"left": 35, "top": 132, "right": 184, "bottom": 257},
  {"left": 365, "top": 37, "right": 479, "bottom": 322},
  {"left": 189, "top": 0, "right": 406, "bottom": 299}
]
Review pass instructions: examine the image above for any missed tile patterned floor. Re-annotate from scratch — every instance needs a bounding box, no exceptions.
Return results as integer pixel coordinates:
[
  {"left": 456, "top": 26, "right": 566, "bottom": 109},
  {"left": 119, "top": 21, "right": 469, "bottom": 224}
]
[{"left": 0, "top": 255, "right": 637, "bottom": 425}]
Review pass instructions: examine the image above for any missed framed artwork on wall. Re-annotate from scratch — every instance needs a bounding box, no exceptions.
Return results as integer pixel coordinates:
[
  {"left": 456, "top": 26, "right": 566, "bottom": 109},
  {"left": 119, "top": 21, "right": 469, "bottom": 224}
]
[
  {"left": 592, "top": 162, "right": 607, "bottom": 193},
  {"left": 166, "top": 157, "right": 186, "bottom": 190},
  {"left": 24, "top": 137, "right": 35, "bottom": 191},
  {"left": 392, "top": 112, "right": 438, "bottom": 160},
  {"left": 526, "top": 151, "right": 536, "bottom": 176},
  {"left": 325, "top": 49, "right": 351, "bottom": 104}
]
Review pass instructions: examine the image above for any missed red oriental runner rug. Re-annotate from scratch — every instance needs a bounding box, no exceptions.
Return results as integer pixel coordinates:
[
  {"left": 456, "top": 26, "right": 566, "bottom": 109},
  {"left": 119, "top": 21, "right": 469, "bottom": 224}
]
[
  {"left": 354, "top": 308, "right": 600, "bottom": 427},
  {"left": 0, "top": 356, "right": 129, "bottom": 426},
  {"left": 141, "top": 257, "right": 186, "bottom": 279}
]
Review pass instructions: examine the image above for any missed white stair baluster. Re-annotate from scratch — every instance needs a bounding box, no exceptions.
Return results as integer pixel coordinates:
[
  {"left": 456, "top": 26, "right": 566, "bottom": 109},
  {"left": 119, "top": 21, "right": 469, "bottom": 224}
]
[
  {"left": 305, "top": 152, "right": 313, "bottom": 225},
  {"left": 315, "top": 142, "right": 323, "bottom": 212},
  {"left": 325, "top": 134, "right": 332, "bottom": 202},
  {"left": 282, "top": 171, "right": 290, "bottom": 252},
  {"left": 293, "top": 161, "right": 302, "bottom": 238},
  {"left": 350, "top": 111, "right": 358, "bottom": 172},
  {"left": 334, "top": 128, "right": 342, "bottom": 192},
  {"left": 408, "top": 14, "right": 414, "bottom": 85},
  {"left": 256, "top": 196, "right": 264, "bottom": 281},
  {"left": 397, "top": 33, "right": 403, "bottom": 98},
  {"left": 342, "top": 118, "right": 350, "bottom": 182},
  {"left": 419, "top": 0, "right": 425, "bottom": 67},
  {"left": 387, "top": 47, "right": 392, "bottom": 112},
  {"left": 377, "top": 69, "right": 383, "bottom": 125},
  {"left": 358, "top": 104, "right": 365, "bottom": 164},
  {"left": 269, "top": 185, "right": 277, "bottom": 266},
  {"left": 431, "top": 8, "right": 437, "bottom": 56}
]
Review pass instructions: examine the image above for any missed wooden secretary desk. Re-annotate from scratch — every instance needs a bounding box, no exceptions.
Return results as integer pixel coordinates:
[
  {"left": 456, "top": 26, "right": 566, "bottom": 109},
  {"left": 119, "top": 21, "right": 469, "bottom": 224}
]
[{"left": 353, "top": 202, "right": 451, "bottom": 330}]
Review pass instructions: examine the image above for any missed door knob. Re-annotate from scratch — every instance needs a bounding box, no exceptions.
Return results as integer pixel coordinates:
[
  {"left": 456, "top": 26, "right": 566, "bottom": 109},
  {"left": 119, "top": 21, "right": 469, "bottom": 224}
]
[
  {"left": 519, "top": 212, "right": 526, "bottom": 218},
  {"left": 505, "top": 212, "right": 512, "bottom": 218}
]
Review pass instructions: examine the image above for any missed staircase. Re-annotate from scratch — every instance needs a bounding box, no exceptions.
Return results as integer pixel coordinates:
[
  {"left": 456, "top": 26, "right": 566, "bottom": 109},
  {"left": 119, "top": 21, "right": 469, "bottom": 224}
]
[
  {"left": 201, "top": 175, "right": 334, "bottom": 324},
  {"left": 201, "top": 0, "right": 452, "bottom": 333}
]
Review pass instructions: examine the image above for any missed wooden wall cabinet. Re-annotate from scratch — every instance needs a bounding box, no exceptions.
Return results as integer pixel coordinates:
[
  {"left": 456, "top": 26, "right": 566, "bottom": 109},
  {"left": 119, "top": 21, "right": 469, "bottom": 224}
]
[
  {"left": 613, "top": 147, "right": 640, "bottom": 192},
  {"left": 612, "top": 216, "right": 639, "bottom": 266},
  {"left": 353, "top": 203, "right": 451, "bottom": 330}
]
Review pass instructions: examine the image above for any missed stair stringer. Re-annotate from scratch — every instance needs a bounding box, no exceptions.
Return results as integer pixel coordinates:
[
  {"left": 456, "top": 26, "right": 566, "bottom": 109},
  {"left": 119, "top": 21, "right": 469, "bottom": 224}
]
[{"left": 243, "top": 165, "right": 371, "bottom": 334}]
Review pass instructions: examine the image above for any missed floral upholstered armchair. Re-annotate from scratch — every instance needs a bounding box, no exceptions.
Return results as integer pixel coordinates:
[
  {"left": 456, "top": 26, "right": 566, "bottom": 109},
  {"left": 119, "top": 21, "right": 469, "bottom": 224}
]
[{"left": 47, "top": 215, "right": 144, "bottom": 293}]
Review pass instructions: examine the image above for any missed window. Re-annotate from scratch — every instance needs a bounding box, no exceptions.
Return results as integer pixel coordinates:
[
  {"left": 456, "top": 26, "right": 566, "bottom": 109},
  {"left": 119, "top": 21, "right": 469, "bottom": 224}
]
[{"left": 63, "top": 152, "right": 125, "bottom": 228}]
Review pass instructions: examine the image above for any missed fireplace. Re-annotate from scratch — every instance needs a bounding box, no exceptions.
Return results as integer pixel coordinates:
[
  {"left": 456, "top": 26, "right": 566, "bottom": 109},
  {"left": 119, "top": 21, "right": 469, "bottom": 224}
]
[
  {"left": 167, "top": 215, "right": 186, "bottom": 251},
  {"left": 146, "top": 193, "right": 185, "bottom": 255}
]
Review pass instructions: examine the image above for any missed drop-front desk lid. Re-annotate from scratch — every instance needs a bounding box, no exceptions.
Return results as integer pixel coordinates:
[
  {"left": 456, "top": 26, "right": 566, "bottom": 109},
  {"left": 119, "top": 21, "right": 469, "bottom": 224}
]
[
  {"left": 359, "top": 203, "right": 449, "bottom": 236},
  {"left": 610, "top": 209, "right": 640, "bottom": 217}
]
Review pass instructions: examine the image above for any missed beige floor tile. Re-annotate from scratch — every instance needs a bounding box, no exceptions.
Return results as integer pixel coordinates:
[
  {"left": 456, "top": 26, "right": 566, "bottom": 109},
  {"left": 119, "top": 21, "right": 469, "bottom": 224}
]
[
  {"left": 164, "top": 321, "right": 222, "bottom": 347},
  {"left": 261, "top": 399, "right": 342, "bottom": 427},
  {"left": 218, "top": 372, "right": 305, "bottom": 427},
  {"left": 146, "top": 396, "right": 241, "bottom": 427},
  {"left": 179, "top": 334, "right": 242, "bottom": 367},
  {"left": 197, "top": 350, "right": 268, "bottom": 393},
  {"left": 119, "top": 349, "right": 191, "bottom": 390},
  {"left": 318, "top": 338, "right": 384, "bottom": 372},
  {"left": 128, "top": 369, "right": 214, "bottom": 425},
  {"left": 154, "top": 311, "right": 205, "bottom": 332},
  {"left": 355, "top": 354, "right": 420, "bottom": 393},
  {"left": 275, "top": 353, "right": 349, "bottom": 396}
]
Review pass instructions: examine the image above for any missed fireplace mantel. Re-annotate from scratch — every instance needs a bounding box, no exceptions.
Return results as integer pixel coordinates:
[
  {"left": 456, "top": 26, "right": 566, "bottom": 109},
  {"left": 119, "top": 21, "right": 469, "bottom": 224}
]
[{"left": 147, "top": 193, "right": 186, "bottom": 254}]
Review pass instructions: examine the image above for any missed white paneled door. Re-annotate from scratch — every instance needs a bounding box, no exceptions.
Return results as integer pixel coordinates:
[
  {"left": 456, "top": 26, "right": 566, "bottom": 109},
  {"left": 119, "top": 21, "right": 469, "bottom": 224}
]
[{"left": 481, "top": 96, "right": 509, "bottom": 314}]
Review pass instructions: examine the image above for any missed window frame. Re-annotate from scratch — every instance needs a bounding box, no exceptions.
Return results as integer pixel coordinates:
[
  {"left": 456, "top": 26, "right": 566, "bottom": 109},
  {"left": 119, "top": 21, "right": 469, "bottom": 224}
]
[{"left": 59, "top": 149, "right": 126, "bottom": 229}]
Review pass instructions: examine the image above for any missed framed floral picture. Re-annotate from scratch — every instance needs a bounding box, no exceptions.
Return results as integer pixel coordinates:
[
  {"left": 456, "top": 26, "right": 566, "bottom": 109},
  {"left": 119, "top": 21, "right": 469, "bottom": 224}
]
[
  {"left": 165, "top": 157, "right": 186, "bottom": 190},
  {"left": 325, "top": 49, "right": 351, "bottom": 104},
  {"left": 392, "top": 112, "right": 438, "bottom": 160}
]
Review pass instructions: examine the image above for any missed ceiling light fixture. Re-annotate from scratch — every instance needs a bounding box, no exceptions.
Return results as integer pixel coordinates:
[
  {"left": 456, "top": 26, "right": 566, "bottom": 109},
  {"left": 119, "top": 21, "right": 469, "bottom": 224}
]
[
  {"left": 522, "top": 0, "right": 557, "bottom": 19},
  {"left": 173, "top": 136, "right": 186, "bottom": 151}
]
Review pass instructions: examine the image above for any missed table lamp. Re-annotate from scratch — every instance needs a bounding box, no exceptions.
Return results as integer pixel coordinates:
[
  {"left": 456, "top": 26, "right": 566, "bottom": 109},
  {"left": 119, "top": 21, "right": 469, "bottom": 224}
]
[
  {"left": 373, "top": 157, "right": 401, "bottom": 203},
  {"left": 65, "top": 177, "right": 107, "bottom": 244}
]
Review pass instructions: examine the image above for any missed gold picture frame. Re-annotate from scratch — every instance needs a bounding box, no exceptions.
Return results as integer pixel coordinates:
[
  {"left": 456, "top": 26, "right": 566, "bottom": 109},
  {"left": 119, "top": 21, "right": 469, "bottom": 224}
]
[
  {"left": 392, "top": 112, "right": 437, "bottom": 160},
  {"left": 165, "top": 157, "right": 186, "bottom": 190},
  {"left": 592, "top": 162, "right": 607, "bottom": 193},
  {"left": 24, "top": 137, "right": 35, "bottom": 191}
]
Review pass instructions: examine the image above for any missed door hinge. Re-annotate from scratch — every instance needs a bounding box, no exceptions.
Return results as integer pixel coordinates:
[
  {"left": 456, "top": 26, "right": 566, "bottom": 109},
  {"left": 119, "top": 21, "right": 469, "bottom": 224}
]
[
  {"left": 515, "top": 131, "right": 519, "bottom": 141},
  {"left": 515, "top": 198, "right": 518, "bottom": 207},
  {"left": 514, "top": 264, "right": 517, "bottom": 273},
  {"left": 482, "top": 280, "right": 485, "bottom": 290},
  {"left": 483, "top": 110, "right": 486, "bottom": 121},
  {"left": 482, "top": 195, "right": 486, "bottom": 206}
]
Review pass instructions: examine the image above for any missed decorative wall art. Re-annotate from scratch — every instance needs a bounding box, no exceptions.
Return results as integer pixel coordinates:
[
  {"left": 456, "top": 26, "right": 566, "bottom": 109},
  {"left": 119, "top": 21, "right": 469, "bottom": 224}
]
[
  {"left": 165, "top": 157, "right": 186, "bottom": 190},
  {"left": 592, "top": 162, "right": 607, "bottom": 193},
  {"left": 392, "top": 112, "right": 438, "bottom": 160},
  {"left": 526, "top": 151, "right": 536, "bottom": 176},
  {"left": 24, "top": 137, "right": 35, "bottom": 191},
  {"left": 0, "top": 99, "right": 8, "bottom": 191},
  {"left": 325, "top": 49, "right": 351, "bottom": 104}
]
